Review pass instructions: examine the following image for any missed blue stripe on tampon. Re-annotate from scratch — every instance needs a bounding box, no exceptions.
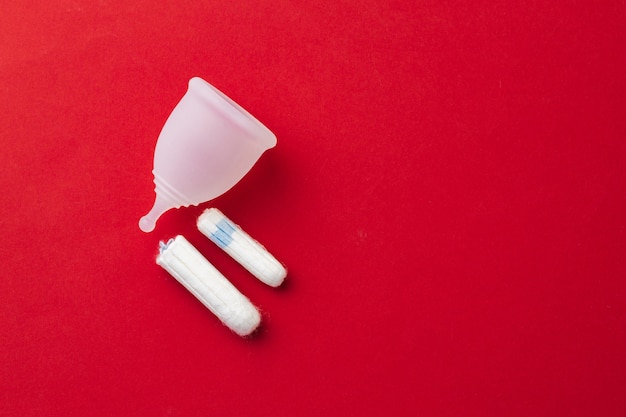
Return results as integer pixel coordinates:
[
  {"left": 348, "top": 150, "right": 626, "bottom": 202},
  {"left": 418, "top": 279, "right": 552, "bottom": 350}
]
[
  {"left": 209, "top": 218, "right": 237, "bottom": 249},
  {"left": 159, "top": 238, "right": 175, "bottom": 254}
]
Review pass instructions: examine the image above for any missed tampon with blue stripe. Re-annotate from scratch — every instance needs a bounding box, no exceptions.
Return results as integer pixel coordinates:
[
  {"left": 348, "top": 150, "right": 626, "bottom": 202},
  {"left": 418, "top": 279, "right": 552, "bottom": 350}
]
[
  {"left": 156, "top": 235, "right": 261, "bottom": 336},
  {"left": 197, "top": 208, "right": 287, "bottom": 287}
]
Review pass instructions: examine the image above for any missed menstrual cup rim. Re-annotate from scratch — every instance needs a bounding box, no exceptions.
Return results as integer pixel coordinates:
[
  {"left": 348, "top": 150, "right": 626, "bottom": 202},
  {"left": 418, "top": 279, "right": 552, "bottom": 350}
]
[{"left": 188, "top": 77, "right": 277, "bottom": 151}]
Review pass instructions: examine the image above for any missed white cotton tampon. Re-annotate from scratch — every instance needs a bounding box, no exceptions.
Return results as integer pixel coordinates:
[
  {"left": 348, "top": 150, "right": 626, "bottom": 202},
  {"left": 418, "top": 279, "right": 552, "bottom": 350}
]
[
  {"left": 197, "top": 208, "right": 287, "bottom": 287},
  {"left": 156, "top": 235, "right": 261, "bottom": 336}
]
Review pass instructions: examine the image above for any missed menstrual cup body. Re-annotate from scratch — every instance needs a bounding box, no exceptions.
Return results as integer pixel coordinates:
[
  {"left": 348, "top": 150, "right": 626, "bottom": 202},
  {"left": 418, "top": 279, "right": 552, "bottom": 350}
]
[{"left": 139, "top": 78, "right": 276, "bottom": 232}]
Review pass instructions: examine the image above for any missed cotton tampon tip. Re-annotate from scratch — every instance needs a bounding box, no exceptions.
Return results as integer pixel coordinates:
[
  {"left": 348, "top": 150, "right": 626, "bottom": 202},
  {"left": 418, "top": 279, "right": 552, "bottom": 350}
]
[
  {"left": 197, "top": 208, "right": 287, "bottom": 287},
  {"left": 156, "top": 235, "right": 261, "bottom": 336}
]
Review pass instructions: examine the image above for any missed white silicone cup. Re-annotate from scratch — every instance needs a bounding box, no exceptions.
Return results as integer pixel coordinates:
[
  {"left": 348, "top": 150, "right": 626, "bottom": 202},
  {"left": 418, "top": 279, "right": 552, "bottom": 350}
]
[{"left": 139, "top": 77, "right": 276, "bottom": 232}]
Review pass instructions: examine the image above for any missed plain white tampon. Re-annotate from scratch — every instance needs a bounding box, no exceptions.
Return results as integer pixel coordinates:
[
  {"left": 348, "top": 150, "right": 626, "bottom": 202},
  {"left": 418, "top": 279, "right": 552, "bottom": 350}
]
[
  {"left": 197, "top": 208, "right": 287, "bottom": 287},
  {"left": 156, "top": 235, "right": 261, "bottom": 336}
]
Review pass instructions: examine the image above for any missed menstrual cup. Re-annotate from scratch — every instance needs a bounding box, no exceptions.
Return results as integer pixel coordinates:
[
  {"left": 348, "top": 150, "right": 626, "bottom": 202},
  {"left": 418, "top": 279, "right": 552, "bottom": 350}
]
[{"left": 139, "top": 77, "right": 277, "bottom": 232}]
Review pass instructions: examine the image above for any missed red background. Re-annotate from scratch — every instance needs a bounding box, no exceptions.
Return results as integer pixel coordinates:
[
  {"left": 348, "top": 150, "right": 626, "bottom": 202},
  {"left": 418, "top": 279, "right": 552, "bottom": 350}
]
[{"left": 1, "top": 1, "right": 625, "bottom": 416}]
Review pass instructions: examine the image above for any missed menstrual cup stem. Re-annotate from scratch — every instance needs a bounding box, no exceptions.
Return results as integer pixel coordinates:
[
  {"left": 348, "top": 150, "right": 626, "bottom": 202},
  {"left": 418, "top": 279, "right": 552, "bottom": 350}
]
[{"left": 139, "top": 194, "right": 172, "bottom": 233}]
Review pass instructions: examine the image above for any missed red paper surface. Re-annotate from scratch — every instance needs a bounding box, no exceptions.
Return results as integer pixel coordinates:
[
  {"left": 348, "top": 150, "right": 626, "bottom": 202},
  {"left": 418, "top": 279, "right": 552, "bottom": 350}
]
[{"left": 1, "top": 2, "right": 625, "bottom": 416}]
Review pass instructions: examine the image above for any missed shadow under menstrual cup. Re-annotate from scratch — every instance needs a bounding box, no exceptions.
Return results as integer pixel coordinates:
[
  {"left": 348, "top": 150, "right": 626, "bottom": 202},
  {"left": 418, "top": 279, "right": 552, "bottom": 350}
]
[{"left": 139, "top": 77, "right": 277, "bottom": 232}]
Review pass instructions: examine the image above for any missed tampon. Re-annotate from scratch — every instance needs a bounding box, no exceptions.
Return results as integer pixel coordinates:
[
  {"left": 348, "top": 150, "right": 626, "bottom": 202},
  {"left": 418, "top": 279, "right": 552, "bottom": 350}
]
[
  {"left": 156, "top": 235, "right": 261, "bottom": 336},
  {"left": 197, "top": 208, "right": 287, "bottom": 287}
]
